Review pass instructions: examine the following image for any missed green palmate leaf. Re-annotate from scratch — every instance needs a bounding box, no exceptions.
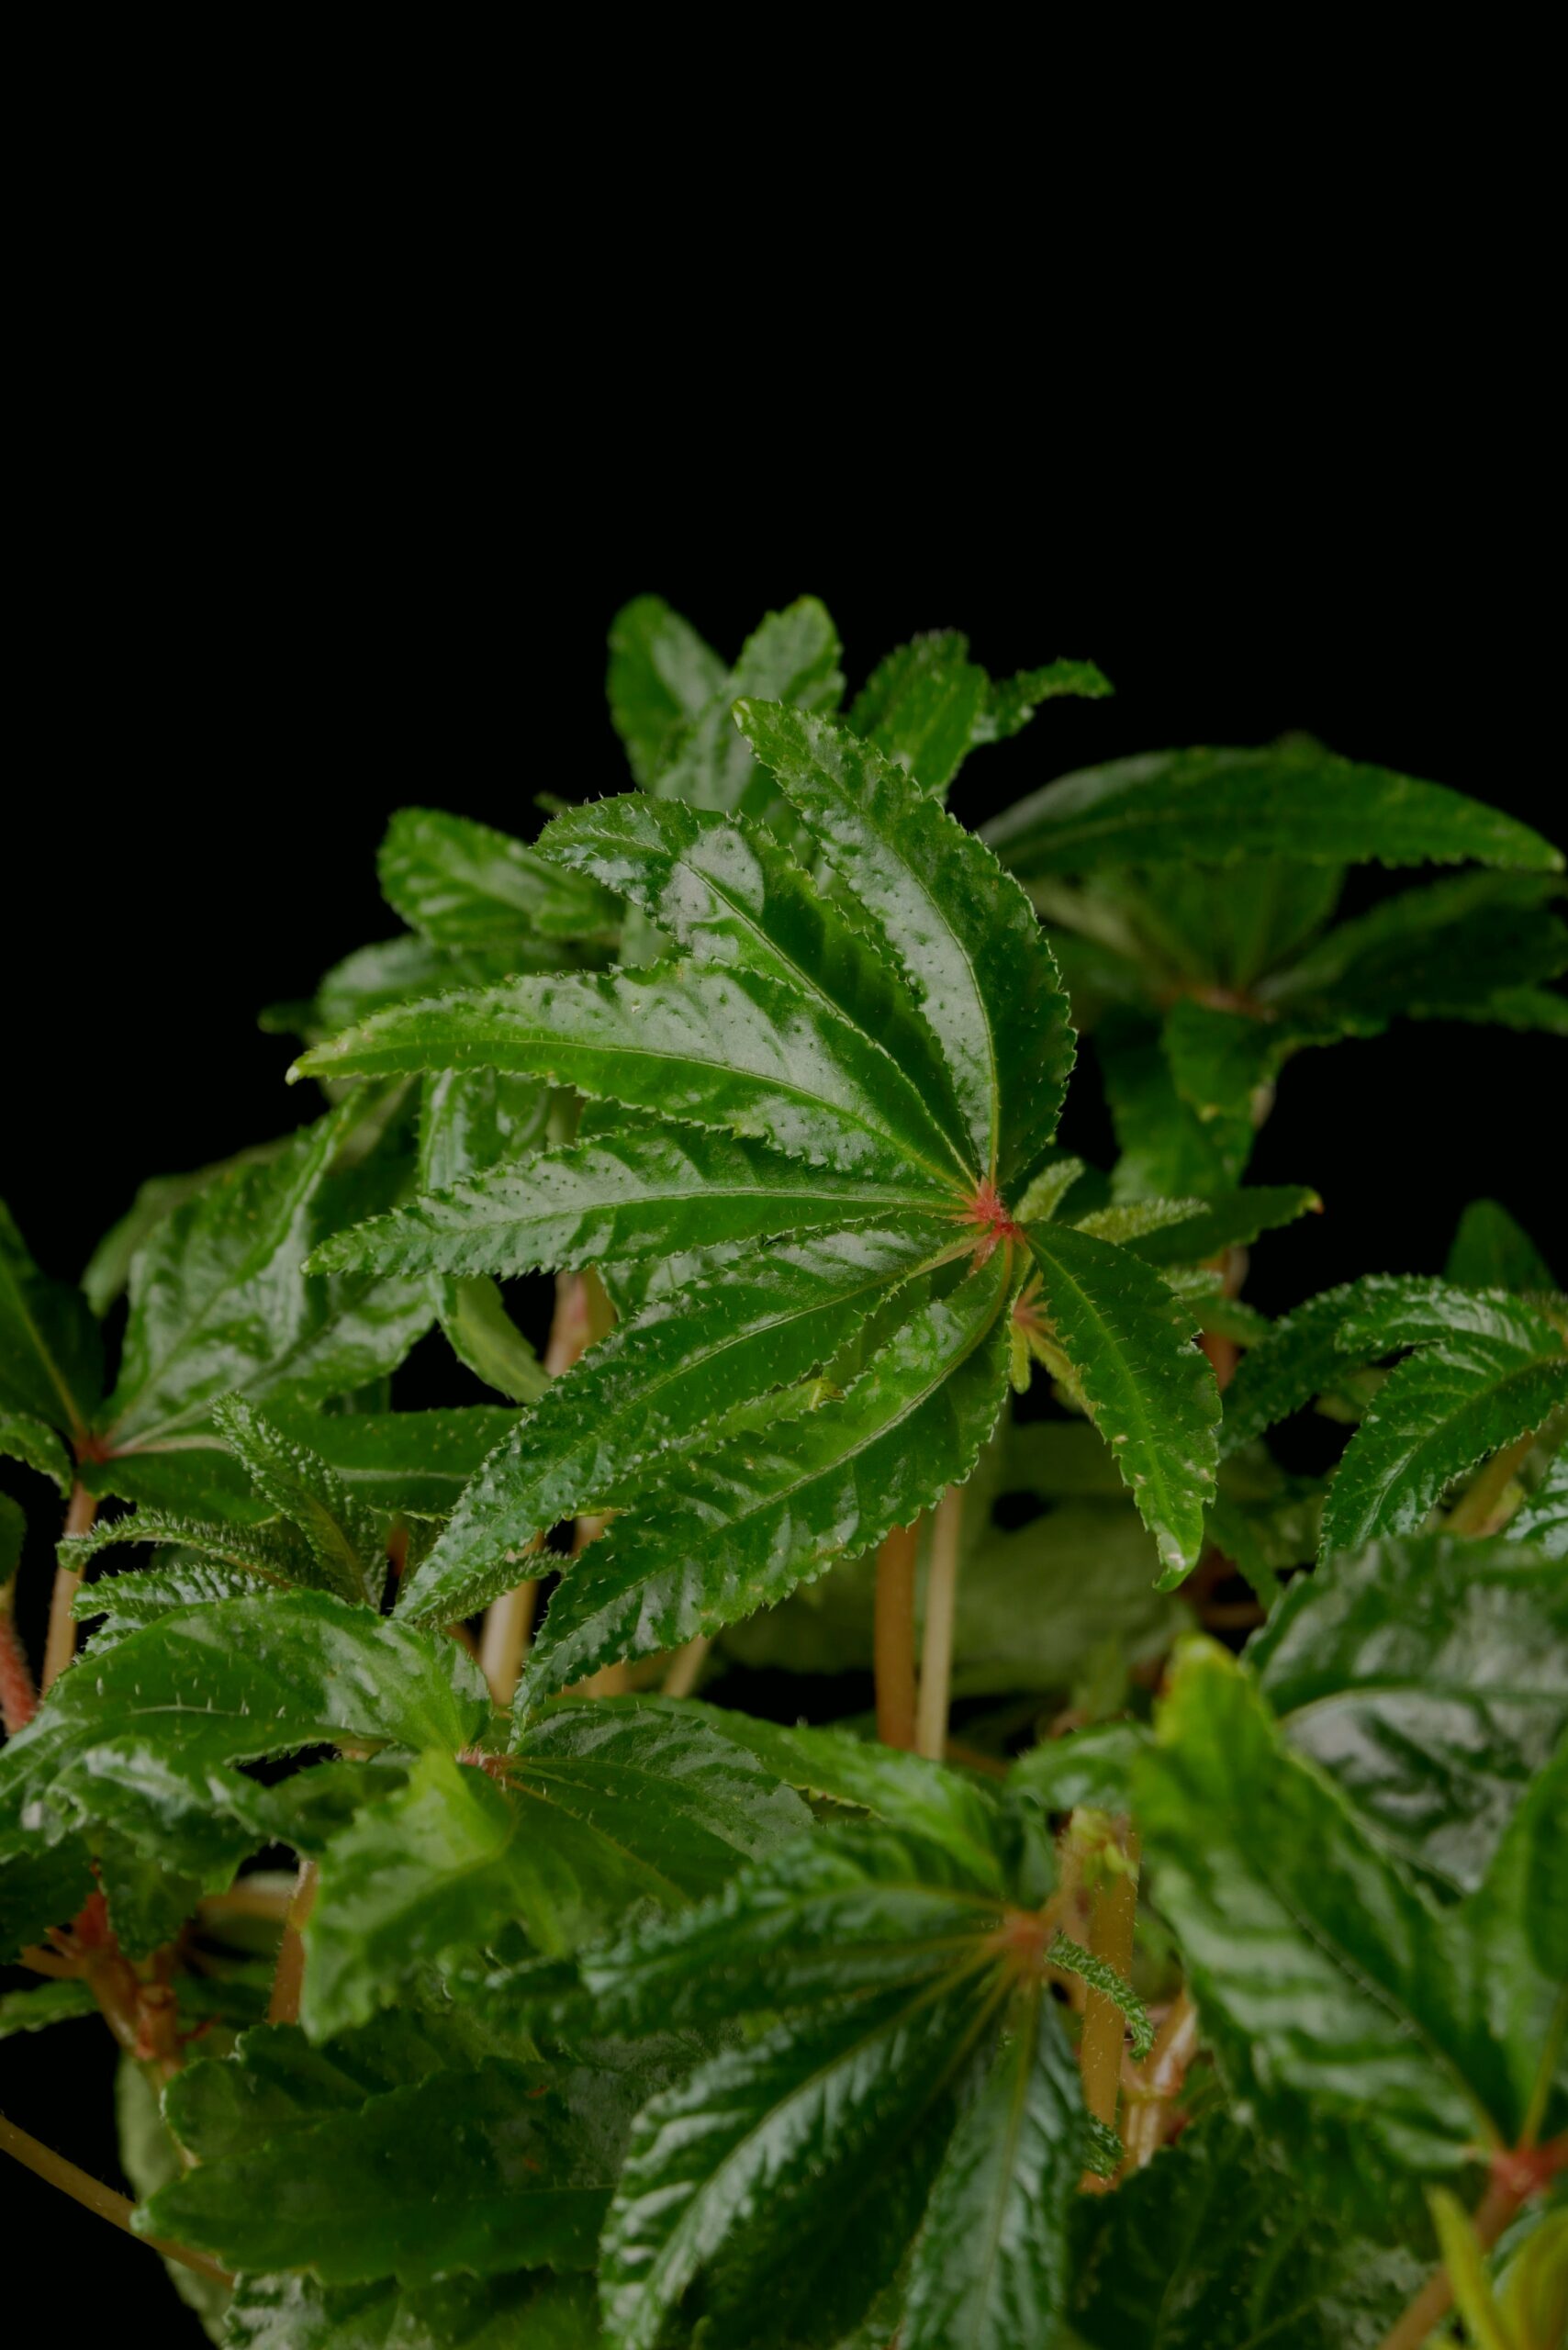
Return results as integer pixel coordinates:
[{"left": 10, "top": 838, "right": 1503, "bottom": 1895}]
[
  {"left": 735, "top": 700, "right": 1076, "bottom": 1189},
  {"left": 142, "top": 2056, "right": 639, "bottom": 2285},
  {"left": 847, "top": 629, "right": 989, "bottom": 792},
  {"left": 0, "top": 1198, "right": 100, "bottom": 1439},
  {"left": 0, "top": 1406, "right": 73, "bottom": 1494},
  {"left": 1135, "top": 1640, "right": 1516, "bottom": 2240},
  {"left": 305, "top": 1716, "right": 811, "bottom": 2036},
  {"left": 378, "top": 808, "right": 620, "bottom": 950},
  {"left": 608, "top": 594, "right": 728, "bottom": 788},
  {"left": 0, "top": 1590, "right": 488, "bottom": 1860},
  {"left": 0, "top": 1976, "right": 98, "bottom": 2036},
  {"left": 536, "top": 794, "right": 961, "bottom": 1137},
  {"left": 901, "top": 1986, "right": 1084, "bottom": 2350},
  {"left": 1068, "top": 2117, "right": 1427, "bottom": 2349},
  {"left": 583, "top": 1826, "right": 1008, "bottom": 2034},
  {"left": 269, "top": 1402, "right": 520, "bottom": 1515},
  {"left": 1125, "top": 1182, "right": 1322, "bottom": 1267},
  {"left": 982, "top": 739, "right": 1564, "bottom": 873},
  {"left": 295, "top": 964, "right": 963, "bottom": 1190},
  {"left": 225, "top": 2270, "right": 601, "bottom": 2350},
  {"left": 1022, "top": 1220, "right": 1219, "bottom": 1582},
  {"left": 312, "top": 1127, "right": 942, "bottom": 1286},
  {"left": 98, "top": 1107, "right": 434, "bottom": 1450},
  {"left": 1070, "top": 1196, "right": 1204, "bottom": 1247},
  {"left": 949, "top": 1504, "right": 1189, "bottom": 1697},
  {"left": 1509, "top": 1448, "right": 1568, "bottom": 1556},
  {"left": 1447, "top": 1198, "right": 1561, "bottom": 1296},
  {"left": 647, "top": 595, "right": 844, "bottom": 817},
  {"left": 79, "top": 1444, "right": 273, "bottom": 1525},
  {"left": 1220, "top": 1273, "right": 1462, "bottom": 1454},
  {"left": 1318, "top": 1332, "right": 1568, "bottom": 1556},
  {"left": 520, "top": 1250, "right": 1014, "bottom": 1705},
  {"left": 599, "top": 1982, "right": 978, "bottom": 2350},
  {"left": 213, "top": 1397, "right": 388, "bottom": 1605},
  {"left": 402, "top": 1224, "right": 953, "bottom": 1628}
]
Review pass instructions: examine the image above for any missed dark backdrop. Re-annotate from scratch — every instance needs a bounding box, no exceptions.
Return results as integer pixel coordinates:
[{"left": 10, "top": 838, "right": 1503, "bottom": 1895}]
[{"left": 4, "top": 511, "right": 1563, "bottom": 2330}]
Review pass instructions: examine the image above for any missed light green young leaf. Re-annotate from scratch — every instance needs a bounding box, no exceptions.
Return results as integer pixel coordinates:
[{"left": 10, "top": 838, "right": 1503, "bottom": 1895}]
[
  {"left": 0, "top": 1976, "right": 98, "bottom": 2036},
  {"left": 735, "top": 700, "right": 1076, "bottom": 1190},
  {"left": 983, "top": 741, "right": 1564, "bottom": 874},
  {"left": 607, "top": 594, "right": 727, "bottom": 787},
  {"left": 520, "top": 1251, "right": 1013, "bottom": 1705},
  {"left": 847, "top": 630, "right": 989, "bottom": 793},
  {"left": 970, "top": 657, "right": 1114, "bottom": 744}
]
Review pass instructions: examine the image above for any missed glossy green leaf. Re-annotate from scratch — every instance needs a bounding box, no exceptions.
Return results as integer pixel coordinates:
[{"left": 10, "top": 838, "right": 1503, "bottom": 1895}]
[
  {"left": 599, "top": 1981, "right": 978, "bottom": 2350},
  {"left": 58, "top": 1509, "right": 308, "bottom": 1586},
  {"left": 520, "top": 1251, "right": 1013, "bottom": 1704},
  {"left": 213, "top": 1397, "right": 388, "bottom": 1606},
  {"left": 1068, "top": 2117, "right": 1427, "bottom": 2349},
  {"left": 0, "top": 1976, "right": 98, "bottom": 2036},
  {"left": 983, "top": 740, "right": 1563, "bottom": 874},
  {"left": 1221, "top": 1275, "right": 1442, "bottom": 1455},
  {"left": 537, "top": 794, "right": 962, "bottom": 1138},
  {"left": 225, "top": 2269, "right": 601, "bottom": 2350},
  {"left": 1447, "top": 1199, "right": 1561, "bottom": 1295},
  {"left": 0, "top": 1407, "right": 74, "bottom": 1494},
  {"left": 1509, "top": 1448, "right": 1568, "bottom": 1556},
  {"left": 1462, "top": 1738, "right": 1568, "bottom": 2143},
  {"left": 649, "top": 595, "right": 844, "bottom": 817},
  {"left": 418, "top": 1066, "right": 555, "bottom": 1191},
  {"left": 735, "top": 700, "right": 1076, "bottom": 1189},
  {"left": 0, "top": 1198, "right": 100, "bottom": 1438},
  {"left": 99, "top": 1108, "right": 434, "bottom": 1449},
  {"left": 1319, "top": 1337, "right": 1568, "bottom": 1556},
  {"left": 0, "top": 1590, "right": 488, "bottom": 1856},
  {"left": 1260, "top": 870, "right": 1568, "bottom": 1029},
  {"left": 142, "top": 2056, "right": 638, "bottom": 2284},
  {"left": 296, "top": 965, "right": 963, "bottom": 1190},
  {"left": 847, "top": 630, "right": 988, "bottom": 793},
  {"left": 1098, "top": 1019, "right": 1255, "bottom": 1198},
  {"left": 1126, "top": 1182, "right": 1322, "bottom": 1266},
  {"left": 1136, "top": 1640, "right": 1504, "bottom": 2240},
  {"left": 78, "top": 1443, "right": 273, "bottom": 1525},
  {"left": 1260, "top": 1532, "right": 1568, "bottom": 1898},
  {"left": 378, "top": 808, "right": 619, "bottom": 950},
  {"left": 1006, "top": 1722, "right": 1149, "bottom": 1820},
  {"left": 313, "top": 1127, "right": 942, "bottom": 1286},
  {"left": 81, "top": 1140, "right": 290, "bottom": 1319},
  {"left": 607, "top": 594, "right": 727, "bottom": 788},
  {"left": 1023, "top": 1219, "right": 1219, "bottom": 1582},
  {"left": 902, "top": 1986, "right": 1083, "bottom": 2350},
  {"left": 270, "top": 1402, "right": 521, "bottom": 1515},
  {"left": 403, "top": 1224, "right": 952, "bottom": 1628}
]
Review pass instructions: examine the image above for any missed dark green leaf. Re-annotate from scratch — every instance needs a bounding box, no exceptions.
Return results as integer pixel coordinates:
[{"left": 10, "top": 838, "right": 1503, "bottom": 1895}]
[
  {"left": 58, "top": 1512, "right": 309, "bottom": 1588},
  {"left": 268, "top": 1402, "right": 521, "bottom": 1516},
  {"left": 378, "top": 808, "right": 619, "bottom": 950},
  {"left": 403, "top": 1224, "right": 952, "bottom": 1628},
  {"left": 81, "top": 1140, "right": 290, "bottom": 1318},
  {"left": 1509, "top": 1447, "right": 1568, "bottom": 1556},
  {"left": 520, "top": 1251, "right": 1013, "bottom": 1704},
  {"left": 79, "top": 1444, "right": 274, "bottom": 1525},
  {"left": 0, "top": 1197, "right": 100, "bottom": 1438},
  {"left": 0, "top": 1490, "right": 23, "bottom": 1579},
  {"left": 1098, "top": 1020, "right": 1254, "bottom": 1199},
  {"left": 1462, "top": 1737, "right": 1568, "bottom": 2144},
  {"left": 735, "top": 701, "right": 1076, "bottom": 1190},
  {"left": 1250, "top": 1534, "right": 1568, "bottom": 1892},
  {"left": 142, "top": 2056, "right": 637, "bottom": 2284},
  {"left": 0, "top": 1977, "right": 97, "bottom": 2036},
  {"left": 0, "top": 1407, "right": 73, "bottom": 1494},
  {"left": 224, "top": 2269, "right": 600, "bottom": 2350},
  {"left": 0, "top": 1835, "right": 93, "bottom": 1961},
  {"left": 983, "top": 741, "right": 1564, "bottom": 874},
  {"left": 902, "top": 1986, "right": 1084, "bottom": 2350},
  {"left": 607, "top": 594, "right": 727, "bottom": 788},
  {"left": 312, "top": 1127, "right": 942, "bottom": 1285},
  {"left": 1006, "top": 1722, "right": 1149, "bottom": 1819},
  {"left": 1024, "top": 1220, "right": 1219, "bottom": 1582},
  {"left": 296, "top": 966, "right": 964, "bottom": 1191},
  {"left": 418, "top": 1066, "right": 555, "bottom": 1191},
  {"left": 1069, "top": 2117, "right": 1427, "bottom": 2349},
  {"left": 1260, "top": 870, "right": 1568, "bottom": 1029},
  {"left": 1447, "top": 1199, "right": 1560, "bottom": 1295}
]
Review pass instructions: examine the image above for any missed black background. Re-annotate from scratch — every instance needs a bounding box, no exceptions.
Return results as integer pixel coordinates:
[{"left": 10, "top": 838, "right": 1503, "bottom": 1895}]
[{"left": 4, "top": 475, "right": 1563, "bottom": 2327}]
